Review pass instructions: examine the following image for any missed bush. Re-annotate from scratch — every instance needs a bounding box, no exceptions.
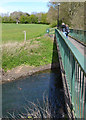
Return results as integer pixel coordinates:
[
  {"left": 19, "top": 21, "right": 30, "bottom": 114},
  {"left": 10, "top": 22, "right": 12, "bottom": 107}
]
[{"left": 50, "top": 21, "right": 57, "bottom": 28}]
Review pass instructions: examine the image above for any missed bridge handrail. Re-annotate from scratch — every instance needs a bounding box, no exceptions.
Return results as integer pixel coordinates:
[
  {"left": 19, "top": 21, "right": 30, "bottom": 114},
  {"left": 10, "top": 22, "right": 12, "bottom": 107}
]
[
  {"left": 70, "top": 28, "right": 86, "bottom": 32},
  {"left": 55, "top": 29, "right": 86, "bottom": 119},
  {"left": 69, "top": 29, "right": 86, "bottom": 45},
  {"left": 56, "top": 29, "right": 86, "bottom": 75}
]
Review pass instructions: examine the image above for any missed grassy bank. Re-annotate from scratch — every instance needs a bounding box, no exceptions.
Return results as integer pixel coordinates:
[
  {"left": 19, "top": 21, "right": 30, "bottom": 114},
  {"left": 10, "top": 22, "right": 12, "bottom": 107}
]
[
  {"left": 2, "top": 24, "right": 58, "bottom": 72},
  {"left": 2, "top": 36, "right": 58, "bottom": 72}
]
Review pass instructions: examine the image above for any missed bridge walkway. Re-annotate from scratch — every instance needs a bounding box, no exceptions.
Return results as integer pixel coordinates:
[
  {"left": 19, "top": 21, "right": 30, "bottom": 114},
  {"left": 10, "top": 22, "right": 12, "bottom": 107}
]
[{"left": 68, "top": 36, "right": 86, "bottom": 57}]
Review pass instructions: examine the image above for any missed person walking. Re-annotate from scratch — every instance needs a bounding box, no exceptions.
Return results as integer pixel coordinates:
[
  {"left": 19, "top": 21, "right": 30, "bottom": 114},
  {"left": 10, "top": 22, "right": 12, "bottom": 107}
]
[
  {"left": 61, "top": 23, "right": 66, "bottom": 37},
  {"left": 65, "top": 24, "right": 70, "bottom": 38}
]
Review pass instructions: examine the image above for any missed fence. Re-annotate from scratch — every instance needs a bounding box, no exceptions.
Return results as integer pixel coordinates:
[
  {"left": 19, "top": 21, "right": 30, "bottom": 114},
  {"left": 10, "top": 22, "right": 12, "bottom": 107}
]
[
  {"left": 55, "top": 29, "right": 86, "bottom": 119},
  {"left": 69, "top": 29, "right": 86, "bottom": 45}
]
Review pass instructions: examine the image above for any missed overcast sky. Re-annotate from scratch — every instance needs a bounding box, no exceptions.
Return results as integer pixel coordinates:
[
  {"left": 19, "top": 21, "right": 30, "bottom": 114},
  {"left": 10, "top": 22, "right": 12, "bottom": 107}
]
[{"left": 0, "top": 0, "right": 50, "bottom": 14}]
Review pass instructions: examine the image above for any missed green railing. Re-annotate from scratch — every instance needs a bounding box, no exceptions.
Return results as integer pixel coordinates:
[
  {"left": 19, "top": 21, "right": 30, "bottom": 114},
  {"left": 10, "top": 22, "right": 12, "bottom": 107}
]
[
  {"left": 55, "top": 29, "right": 86, "bottom": 119},
  {"left": 69, "top": 29, "right": 86, "bottom": 45}
]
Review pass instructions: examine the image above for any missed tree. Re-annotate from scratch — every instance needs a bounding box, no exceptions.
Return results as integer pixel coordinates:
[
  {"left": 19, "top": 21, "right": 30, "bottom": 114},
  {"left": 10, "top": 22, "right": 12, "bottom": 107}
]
[
  {"left": 70, "top": 2, "right": 84, "bottom": 29},
  {"left": 47, "top": 5, "right": 57, "bottom": 24},
  {"left": 47, "top": 2, "right": 84, "bottom": 29},
  {"left": 0, "top": 16, "right": 2, "bottom": 23},
  {"left": 2, "top": 16, "right": 9, "bottom": 23},
  {"left": 19, "top": 15, "right": 29, "bottom": 24},
  {"left": 28, "top": 14, "right": 38, "bottom": 24},
  {"left": 35, "top": 12, "right": 42, "bottom": 23},
  {"left": 41, "top": 13, "right": 48, "bottom": 24},
  {"left": 10, "top": 11, "right": 30, "bottom": 23},
  {"left": 47, "top": 2, "right": 71, "bottom": 26}
]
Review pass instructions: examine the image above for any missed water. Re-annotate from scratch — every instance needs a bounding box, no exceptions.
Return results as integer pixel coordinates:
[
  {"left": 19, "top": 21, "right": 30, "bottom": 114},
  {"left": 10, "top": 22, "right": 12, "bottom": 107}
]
[{"left": 2, "top": 69, "right": 66, "bottom": 118}]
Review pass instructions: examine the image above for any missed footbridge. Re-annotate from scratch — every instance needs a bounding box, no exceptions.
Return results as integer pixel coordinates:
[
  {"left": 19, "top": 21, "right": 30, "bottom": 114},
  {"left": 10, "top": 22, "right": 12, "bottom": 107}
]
[{"left": 55, "top": 29, "right": 86, "bottom": 119}]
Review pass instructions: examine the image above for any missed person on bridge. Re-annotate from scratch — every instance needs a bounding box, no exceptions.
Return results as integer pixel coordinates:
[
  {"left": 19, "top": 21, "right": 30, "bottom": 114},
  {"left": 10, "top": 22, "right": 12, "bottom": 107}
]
[
  {"left": 61, "top": 23, "right": 66, "bottom": 37},
  {"left": 65, "top": 24, "right": 70, "bottom": 38}
]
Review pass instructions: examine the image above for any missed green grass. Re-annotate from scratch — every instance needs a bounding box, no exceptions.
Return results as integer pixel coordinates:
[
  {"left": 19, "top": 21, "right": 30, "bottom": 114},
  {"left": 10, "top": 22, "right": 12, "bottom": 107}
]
[
  {"left": 2, "top": 24, "right": 58, "bottom": 71},
  {"left": 2, "top": 23, "right": 49, "bottom": 43},
  {"left": 2, "top": 36, "right": 58, "bottom": 71}
]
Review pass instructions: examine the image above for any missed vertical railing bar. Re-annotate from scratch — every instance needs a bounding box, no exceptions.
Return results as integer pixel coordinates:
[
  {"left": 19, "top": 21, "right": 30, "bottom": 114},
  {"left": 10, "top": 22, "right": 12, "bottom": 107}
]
[
  {"left": 73, "top": 57, "right": 75, "bottom": 113},
  {"left": 77, "top": 65, "right": 80, "bottom": 117},
  {"left": 75, "top": 61, "right": 77, "bottom": 117},
  {"left": 83, "top": 76, "right": 86, "bottom": 119},
  {"left": 68, "top": 50, "right": 70, "bottom": 91},
  {"left": 80, "top": 71, "right": 83, "bottom": 118},
  {"left": 69, "top": 50, "right": 71, "bottom": 96},
  {"left": 79, "top": 69, "right": 82, "bottom": 117},
  {"left": 72, "top": 56, "right": 75, "bottom": 108},
  {"left": 76, "top": 62, "right": 79, "bottom": 118},
  {"left": 81, "top": 72, "right": 85, "bottom": 118}
]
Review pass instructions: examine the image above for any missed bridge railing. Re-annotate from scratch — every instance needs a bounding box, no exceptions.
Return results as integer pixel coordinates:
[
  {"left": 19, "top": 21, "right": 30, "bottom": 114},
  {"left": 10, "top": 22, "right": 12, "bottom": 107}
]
[
  {"left": 55, "top": 29, "right": 86, "bottom": 119},
  {"left": 69, "top": 29, "right": 86, "bottom": 45}
]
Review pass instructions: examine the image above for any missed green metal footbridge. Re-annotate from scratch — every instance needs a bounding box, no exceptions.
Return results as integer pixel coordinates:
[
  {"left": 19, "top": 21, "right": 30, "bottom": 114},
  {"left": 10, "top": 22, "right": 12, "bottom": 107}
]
[{"left": 55, "top": 29, "right": 86, "bottom": 119}]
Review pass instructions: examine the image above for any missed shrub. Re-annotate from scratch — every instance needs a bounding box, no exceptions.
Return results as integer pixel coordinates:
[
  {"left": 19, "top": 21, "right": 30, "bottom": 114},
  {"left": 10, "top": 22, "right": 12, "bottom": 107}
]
[{"left": 50, "top": 21, "right": 57, "bottom": 28}]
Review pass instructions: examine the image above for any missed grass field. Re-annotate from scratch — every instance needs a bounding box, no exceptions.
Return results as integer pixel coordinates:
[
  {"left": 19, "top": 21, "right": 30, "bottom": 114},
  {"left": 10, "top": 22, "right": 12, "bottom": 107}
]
[
  {"left": 2, "top": 24, "right": 58, "bottom": 71},
  {"left": 2, "top": 23, "right": 49, "bottom": 43}
]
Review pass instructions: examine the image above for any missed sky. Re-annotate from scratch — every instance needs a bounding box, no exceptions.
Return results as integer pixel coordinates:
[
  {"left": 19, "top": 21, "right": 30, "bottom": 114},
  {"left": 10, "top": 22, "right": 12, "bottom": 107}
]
[
  {"left": 0, "top": 0, "right": 50, "bottom": 15},
  {"left": 0, "top": 0, "right": 85, "bottom": 15}
]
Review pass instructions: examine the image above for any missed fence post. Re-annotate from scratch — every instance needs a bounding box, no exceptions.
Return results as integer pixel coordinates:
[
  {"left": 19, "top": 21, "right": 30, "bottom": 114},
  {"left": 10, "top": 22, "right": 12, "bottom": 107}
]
[{"left": 23, "top": 31, "right": 26, "bottom": 42}]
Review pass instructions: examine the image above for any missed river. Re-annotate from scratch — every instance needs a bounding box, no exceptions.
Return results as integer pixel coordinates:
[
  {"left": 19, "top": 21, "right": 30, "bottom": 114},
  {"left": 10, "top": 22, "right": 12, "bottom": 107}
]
[{"left": 2, "top": 69, "right": 66, "bottom": 118}]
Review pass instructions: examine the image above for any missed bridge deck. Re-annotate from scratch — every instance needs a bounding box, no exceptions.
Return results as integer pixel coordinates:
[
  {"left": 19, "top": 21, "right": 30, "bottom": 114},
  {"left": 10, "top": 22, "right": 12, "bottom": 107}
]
[{"left": 68, "top": 36, "right": 86, "bottom": 57}]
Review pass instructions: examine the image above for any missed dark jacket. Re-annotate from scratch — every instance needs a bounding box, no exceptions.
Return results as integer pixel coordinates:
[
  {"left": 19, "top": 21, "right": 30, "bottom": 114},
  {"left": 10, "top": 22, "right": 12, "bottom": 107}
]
[
  {"left": 65, "top": 26, "right": 70, "bottom": 36},
  {"left": 61, "top": 25, "right": 66, "bottom": 32}
]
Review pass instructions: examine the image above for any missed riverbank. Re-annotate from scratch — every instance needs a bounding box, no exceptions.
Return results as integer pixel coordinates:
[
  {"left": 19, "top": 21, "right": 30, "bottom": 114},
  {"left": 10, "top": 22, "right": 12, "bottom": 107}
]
[
  {"left": 2, "top": 24, "right": 58, "bottom": 84},
  {"left": 2, "top": 63, "right": 59, "bottom": 84}
]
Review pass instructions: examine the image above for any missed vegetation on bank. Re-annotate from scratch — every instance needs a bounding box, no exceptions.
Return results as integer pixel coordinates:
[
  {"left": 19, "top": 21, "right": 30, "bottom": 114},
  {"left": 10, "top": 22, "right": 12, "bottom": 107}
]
[
  {"left": 2, "top": 24, "right": 58, "bottom": 72},
  {"left": 7, "top": 93, "right": 66, "bottom": 119}
]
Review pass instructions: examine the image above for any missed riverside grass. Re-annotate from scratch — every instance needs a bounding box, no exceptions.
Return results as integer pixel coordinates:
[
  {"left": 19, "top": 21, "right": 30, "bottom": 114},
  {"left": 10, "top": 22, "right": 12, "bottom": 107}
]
[{"left": 2, "top": 24, "right": 58, "bottom": 71}]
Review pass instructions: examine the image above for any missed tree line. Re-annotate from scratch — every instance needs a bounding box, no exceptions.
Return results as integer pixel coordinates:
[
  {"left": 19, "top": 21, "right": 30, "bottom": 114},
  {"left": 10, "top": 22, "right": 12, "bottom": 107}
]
[{"left": 0, "top": 11, "right": 49, "bottom": 24}]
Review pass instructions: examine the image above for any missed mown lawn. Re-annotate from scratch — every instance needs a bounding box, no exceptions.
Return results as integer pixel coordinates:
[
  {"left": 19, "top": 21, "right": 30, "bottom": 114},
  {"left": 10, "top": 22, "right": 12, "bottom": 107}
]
[{"left": 2, "top": 23, "right": 49, "bottom": 43}]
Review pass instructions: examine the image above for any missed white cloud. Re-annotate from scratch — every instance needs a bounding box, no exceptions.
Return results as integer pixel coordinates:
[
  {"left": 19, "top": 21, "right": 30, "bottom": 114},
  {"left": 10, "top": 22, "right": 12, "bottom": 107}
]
[
  {"left": 1, "top": 0, "right": 49, "bottom": 4},
  {"left": 1, "top": 0, "right": 85, "bottom": 3},
  {"left": 0, "top": 7, "right": 8, "bottom": 14},
  {"left": 50, "top": 0, "right": 85, "bottom": 2}
]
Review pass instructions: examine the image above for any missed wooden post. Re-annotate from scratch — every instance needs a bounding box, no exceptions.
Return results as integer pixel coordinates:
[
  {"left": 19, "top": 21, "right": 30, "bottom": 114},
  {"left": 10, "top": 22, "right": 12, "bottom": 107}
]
[{"left": 23, "top": 31, "right": 26, "bottom": 42}]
